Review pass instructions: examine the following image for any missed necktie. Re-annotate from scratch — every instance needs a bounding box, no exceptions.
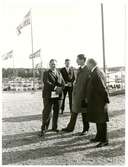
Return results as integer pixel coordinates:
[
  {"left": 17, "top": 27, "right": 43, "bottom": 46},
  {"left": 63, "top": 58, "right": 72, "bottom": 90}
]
[{"left": 79, "top": 67, "right": 82, "bottom": 72}]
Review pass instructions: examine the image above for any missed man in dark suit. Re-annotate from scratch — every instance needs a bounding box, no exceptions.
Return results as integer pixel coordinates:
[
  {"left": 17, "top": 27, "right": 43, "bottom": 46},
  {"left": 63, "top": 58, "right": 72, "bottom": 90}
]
[
  {"left": 40, "top": 59, "right": 65, "bottom": 136},
  {"left": 60, "top": 59, "right": 75, "bottom": 114},
  {"left": 62, "top": 54, "right": 90, "bottom": 135},
  {"left": 86, "top": 58, "right": 110, "bottom": 147}
]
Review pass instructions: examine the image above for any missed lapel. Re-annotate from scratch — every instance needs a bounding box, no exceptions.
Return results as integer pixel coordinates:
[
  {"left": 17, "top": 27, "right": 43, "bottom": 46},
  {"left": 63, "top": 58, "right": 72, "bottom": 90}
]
[
  {"left": 49, "top": 69, "right": 58, "bottom": 82},
  {"left": 64, "top": 67, "right": 69, "bottom": 75},
  {"left": 76, "top": 66, "right": 87, "bottom": 82},
  {"left": 76, "top": 67, "right": 81, "bottom": 82},
  {"left": 77, "top": 66, "right": 84, "bottom": 76},
  {"left": 64, "top": 67, "right": 73, "bottom": 78},
  {"left": 92, "top": 67, "right": 106, "bottom": 86}
]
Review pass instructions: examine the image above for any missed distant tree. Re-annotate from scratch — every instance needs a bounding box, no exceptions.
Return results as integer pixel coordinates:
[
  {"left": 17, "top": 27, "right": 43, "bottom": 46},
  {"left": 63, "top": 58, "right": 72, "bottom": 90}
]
[
  {"left": 17, "top": 69, "right": 25, "bottom": 78},
  {"left": 2, "top": 68, "right": 8, "bottom": 78},
  {"left": 5, "top": 68, "right": 14, "bottom": 79},
  {"left": 2, "top": 68, "right": 48, "bottom": 79}
]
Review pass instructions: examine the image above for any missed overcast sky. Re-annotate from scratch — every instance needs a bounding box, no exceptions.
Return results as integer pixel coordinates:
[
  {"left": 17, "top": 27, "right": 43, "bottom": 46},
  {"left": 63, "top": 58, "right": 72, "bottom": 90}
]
[{"left": 0, "top": 0, "right": 127, "bottom": 68}]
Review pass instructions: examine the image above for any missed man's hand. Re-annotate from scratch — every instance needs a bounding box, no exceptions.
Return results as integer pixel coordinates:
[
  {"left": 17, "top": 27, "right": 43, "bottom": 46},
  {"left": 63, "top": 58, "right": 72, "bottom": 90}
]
[
  {"left": 54, "top": 86, "right": 57, "bottom": 91},
  {"left": 55, "top": 87, "right": 62, "bottom": 95},
  {"left": 65, "top": 82, "right": 72, "bottom": 87},
  {"left": 67, "top": 82, "right": 72, "bottom": 87}
]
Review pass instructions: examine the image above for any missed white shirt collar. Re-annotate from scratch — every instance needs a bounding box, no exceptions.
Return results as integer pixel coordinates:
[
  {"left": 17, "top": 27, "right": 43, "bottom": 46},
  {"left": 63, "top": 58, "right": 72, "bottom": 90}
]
[
  {"left": 80, "top": 64, "right": 86, "bottom": 69},
  {"left": 65, "top": 67, "right": 70, "bottom": 72},
  {"left": 91, "top": 65, "right": 97, "bottom": 72},
  {"left": 51, "top": 69, "right": 57, "bottom": 74}
]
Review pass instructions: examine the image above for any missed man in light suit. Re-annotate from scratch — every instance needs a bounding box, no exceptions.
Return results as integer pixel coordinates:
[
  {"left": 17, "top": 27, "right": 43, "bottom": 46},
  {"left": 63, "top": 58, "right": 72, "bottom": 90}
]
[
  {"left": 86, "top": 58, "right": 110, "bottom": 147},
  {"left": 40, "top": 59, "right": 65, "bottom": 136},
  {"left": 60, "top": 59, "right": 75, "bottom": 114},
  {"left": 62, "top": 54, "right": 90, "bottom": 135}
]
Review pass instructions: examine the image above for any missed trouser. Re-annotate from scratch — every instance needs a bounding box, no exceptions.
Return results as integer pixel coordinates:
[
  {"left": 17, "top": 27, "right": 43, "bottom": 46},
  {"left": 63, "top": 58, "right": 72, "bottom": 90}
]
[
  {"left": 41, "top": 98, "right": 61, "bottom": 131},
  {"left": 66, "top": 112, "right": 89, "bottom": 131},
  {"left": 61, "top": 87, "right": 73, "bottom": 112},
  {"left": 95, "top": 123, "right": 108, "bottom": 142}
]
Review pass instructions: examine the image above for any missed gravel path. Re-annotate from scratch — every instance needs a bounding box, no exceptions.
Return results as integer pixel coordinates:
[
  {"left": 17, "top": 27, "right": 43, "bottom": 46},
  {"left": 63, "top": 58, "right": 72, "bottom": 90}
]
[{"left": 2, "top": 91, "right": 125, "bottom": 165}]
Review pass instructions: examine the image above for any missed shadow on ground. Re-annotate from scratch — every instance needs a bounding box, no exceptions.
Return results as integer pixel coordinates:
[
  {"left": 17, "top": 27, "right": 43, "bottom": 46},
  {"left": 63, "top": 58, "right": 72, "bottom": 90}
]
[
  {"left": 3, "top": 109, "right": 124, "bottom": 123},
  {"left": 2, "top": 127, "right": 125, "bottom": 165},
  {"left": 2, "top": 112, "right": 71, "bottom": 122}
]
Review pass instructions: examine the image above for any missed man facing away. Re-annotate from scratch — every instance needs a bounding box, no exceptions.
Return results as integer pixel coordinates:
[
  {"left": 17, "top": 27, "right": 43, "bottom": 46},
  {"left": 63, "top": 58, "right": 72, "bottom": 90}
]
[
  {"left": 86, "top": 58, "right": 110, "bottom": 147},
  {"left": 60, "top": 59, "right": 75, "bottom": 114},
  {"left": 62, "top": 54, "right": 90, "bottom": 135},
  {"left": 40, "top": 59, "right": 65, "bottom": 136}
]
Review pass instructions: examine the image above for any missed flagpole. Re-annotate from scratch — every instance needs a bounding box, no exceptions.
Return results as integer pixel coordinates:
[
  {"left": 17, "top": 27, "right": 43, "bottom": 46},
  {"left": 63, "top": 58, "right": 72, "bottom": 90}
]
[
  {"left": 30, "top": 9, "right": 35, "bottom": 91},
  {"left": 101, "top": 3, "right": 106, "bottom": 74},
  {"left": 39, "top": 50, "right": 43, "bottom": 88},
  {"left": 39, "top": 49, "right": 42, "bottom": 69},
  {"left": 12, "top": 53, "right": 15, "bottom": 92},
  {"left": 124, "top": 5, "right": 127, "bottom": 67}
]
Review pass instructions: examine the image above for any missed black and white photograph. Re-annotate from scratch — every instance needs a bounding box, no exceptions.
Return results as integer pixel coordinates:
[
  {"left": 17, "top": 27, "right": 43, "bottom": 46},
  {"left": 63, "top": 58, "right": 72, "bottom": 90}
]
[{"left": 0, "top": 0, "right": 127, "bottom": 165}]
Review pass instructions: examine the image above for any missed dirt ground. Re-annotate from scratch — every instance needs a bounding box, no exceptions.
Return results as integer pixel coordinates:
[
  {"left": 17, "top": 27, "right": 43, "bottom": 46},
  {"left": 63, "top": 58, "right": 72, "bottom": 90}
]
[{"left": 2, "top": 91, "right": 125, "bottom": 165}]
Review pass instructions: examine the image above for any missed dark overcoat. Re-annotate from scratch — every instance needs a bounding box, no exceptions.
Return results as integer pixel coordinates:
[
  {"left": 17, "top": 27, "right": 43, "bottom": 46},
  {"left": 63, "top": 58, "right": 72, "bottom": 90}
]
[
  {"left": 86, "top": 67, "right": 110, "bottom": 123},
  {"left": 42, "top": 69, "right": 65, "bottom": 99},
  {"left": 72, "top": 66, "right": 90, "bottom": 113}
]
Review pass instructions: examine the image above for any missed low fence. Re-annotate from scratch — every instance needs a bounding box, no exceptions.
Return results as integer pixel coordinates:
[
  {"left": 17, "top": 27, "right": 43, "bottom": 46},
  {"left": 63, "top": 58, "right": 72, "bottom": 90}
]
[
  {"left": 106, "top": 70, "right": 125, "bottom": 95},
  {"left": 2, "top": 70, "right": 125, "bottom": 96}
]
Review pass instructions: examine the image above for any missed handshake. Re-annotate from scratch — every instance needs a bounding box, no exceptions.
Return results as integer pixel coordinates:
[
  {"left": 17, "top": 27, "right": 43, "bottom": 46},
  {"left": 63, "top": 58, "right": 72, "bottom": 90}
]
[
  {"left": 54, "top": 86, "right": 63, "bottom": 95},
  {"left": 65, "top": 82, "right": 72, "bottom": 87}
]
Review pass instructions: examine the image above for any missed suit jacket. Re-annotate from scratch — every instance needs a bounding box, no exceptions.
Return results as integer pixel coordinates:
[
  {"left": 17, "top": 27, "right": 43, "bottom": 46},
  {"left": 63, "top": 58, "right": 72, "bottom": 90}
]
[
  {"left": 86, "top": 67, "right": 110, "bottom": 123},
  {"left": 72, "top": 66, "right": 90, "bottom": 113},
  {"left": 60, "top": 67, "right": 75, "bottom": 87},
  {"left": 42, "top": 69, "right": 65, "bottom": 99}
]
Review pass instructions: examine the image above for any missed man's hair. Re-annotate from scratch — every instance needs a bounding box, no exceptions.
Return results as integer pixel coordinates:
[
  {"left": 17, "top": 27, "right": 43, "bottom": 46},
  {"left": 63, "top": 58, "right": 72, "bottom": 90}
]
[
  {"left": 87, "top": 58, "right": 97, "bottom": 66},
  {"left": 49, "top": 59, "right": 57, "bottom": 63},
  {"left": 65, "top": 59, "right": 70, "bottom": 62},
  {"left": 77, "top": 54, "right": 86, "bottom": 62}
]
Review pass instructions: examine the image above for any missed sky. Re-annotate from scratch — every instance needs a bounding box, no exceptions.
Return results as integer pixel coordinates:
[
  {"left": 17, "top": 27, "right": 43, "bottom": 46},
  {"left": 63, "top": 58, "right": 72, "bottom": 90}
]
[{"left": 0, "top": 0, "right": 127, "bottom": 68}]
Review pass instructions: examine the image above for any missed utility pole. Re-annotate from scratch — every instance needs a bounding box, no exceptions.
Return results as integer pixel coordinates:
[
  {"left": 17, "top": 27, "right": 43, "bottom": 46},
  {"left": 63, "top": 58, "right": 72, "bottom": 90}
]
[{"left": 101, "top": 3, "right": 106, "bottom": 74}]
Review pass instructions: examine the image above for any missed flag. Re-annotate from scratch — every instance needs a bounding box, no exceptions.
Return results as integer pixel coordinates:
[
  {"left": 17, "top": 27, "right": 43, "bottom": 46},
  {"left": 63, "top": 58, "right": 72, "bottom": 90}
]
[
  {"left": 29, "top": 49, "right": 41, "bottom": 59},
  {"left": 16, "top": 10, "right": 31, "bottom": 35},
  {"left": 2, "top": 50, "right": 13, "bottom": 60}
]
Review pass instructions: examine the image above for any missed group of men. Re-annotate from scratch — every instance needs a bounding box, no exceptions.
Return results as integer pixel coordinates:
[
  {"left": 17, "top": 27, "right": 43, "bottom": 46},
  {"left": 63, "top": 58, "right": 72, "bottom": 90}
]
[{"left": 40, "top": 54, "right": 110, "bottom": 148}]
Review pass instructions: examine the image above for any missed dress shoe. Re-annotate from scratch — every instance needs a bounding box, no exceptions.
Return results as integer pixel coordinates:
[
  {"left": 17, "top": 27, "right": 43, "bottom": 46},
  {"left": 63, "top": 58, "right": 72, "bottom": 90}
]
[
  {"left": 96, "top": 141, "right": 109, "bottom": 147},
  {"left": 90, "top": 138, "right": 100, "bottom": 143},
  {"left": 61, "top": 128, "right": 73, "bottom": 132},
  {"left": 38, "top": 131, "right": 45, "bottom": 137},
  {"left": 79, "top": 130, "right": 88, "bottom": 136}
]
